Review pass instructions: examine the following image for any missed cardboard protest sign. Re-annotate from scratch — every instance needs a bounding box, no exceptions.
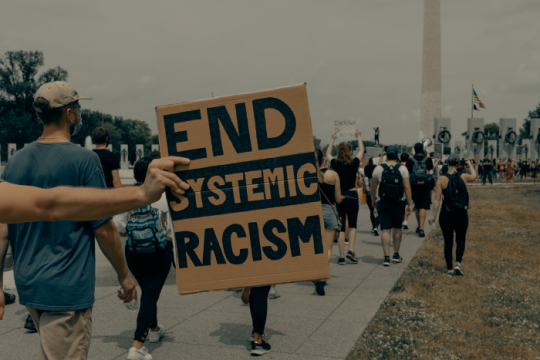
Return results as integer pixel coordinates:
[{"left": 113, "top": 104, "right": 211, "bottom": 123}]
[
  {"left": 333, "top": 120, "right": 357, "bottom": 140},
  {"left": 156, "top": 84, "right": 330, "bottom": 294}
]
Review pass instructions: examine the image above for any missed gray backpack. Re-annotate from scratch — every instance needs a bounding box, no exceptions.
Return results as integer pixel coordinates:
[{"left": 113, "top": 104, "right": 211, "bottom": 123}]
[{"left": 410, "top": 157, "right": 429, "bottom": 185}]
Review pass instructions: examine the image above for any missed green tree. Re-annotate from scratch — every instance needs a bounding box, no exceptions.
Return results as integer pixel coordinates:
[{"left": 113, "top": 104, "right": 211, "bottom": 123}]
[{"left": 0, "top": 51, "right": 68, "bottom": 157}]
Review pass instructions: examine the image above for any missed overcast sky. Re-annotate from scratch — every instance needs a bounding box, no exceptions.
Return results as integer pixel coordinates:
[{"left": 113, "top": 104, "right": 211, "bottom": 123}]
[{"left": 2, "top": 0, "right": 539, "bottom": 146}]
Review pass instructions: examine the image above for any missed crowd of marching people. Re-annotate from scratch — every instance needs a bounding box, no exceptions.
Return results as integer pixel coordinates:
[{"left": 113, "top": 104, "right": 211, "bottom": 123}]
[{"left": 0, "top": 80, "right": 529, "bottom": 359}]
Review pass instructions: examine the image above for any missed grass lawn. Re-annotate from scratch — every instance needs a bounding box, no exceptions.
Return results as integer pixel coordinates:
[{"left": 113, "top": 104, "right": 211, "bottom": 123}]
[{"left": 348, "top": 186, "right": 540, "bottom": 360}]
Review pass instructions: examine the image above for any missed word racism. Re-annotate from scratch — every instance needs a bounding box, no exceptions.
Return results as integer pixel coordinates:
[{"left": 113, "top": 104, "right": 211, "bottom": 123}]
[
  {"left": 157, "top": 84, "right": 330, "bottom": 294},
  {"left": 334, "top": 120, "right": 357, "bottom": 139}
]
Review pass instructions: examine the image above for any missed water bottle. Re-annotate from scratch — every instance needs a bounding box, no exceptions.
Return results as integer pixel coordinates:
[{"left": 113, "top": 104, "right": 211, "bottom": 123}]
[{"left": 118, "top": 286, "right": 139, "bottom": 312}]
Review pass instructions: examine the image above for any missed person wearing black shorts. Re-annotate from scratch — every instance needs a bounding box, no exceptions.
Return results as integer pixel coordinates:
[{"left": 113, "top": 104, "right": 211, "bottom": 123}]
[
  {"left": 326, "top": 129, "right": 365, "bottom": 265},
  {"left": 406, "top": 143, "right": 434, "bottom": 237},
  {"left": 371, "top": 146, "right": 413, "bottom": 266}
]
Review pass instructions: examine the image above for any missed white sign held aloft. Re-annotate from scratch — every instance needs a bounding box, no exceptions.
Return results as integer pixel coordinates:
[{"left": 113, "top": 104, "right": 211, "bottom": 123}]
[{"left": 333, "top": 120, "right": 357, "bottom": 140}]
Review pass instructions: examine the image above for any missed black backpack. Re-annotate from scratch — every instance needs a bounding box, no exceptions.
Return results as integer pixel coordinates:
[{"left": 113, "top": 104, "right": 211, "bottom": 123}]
[
  {"left": 444, "top": 173, "right": 469, "bottom": 213},
  {"left": 378, "top": 164, "right": 404, "bottom": 202}
]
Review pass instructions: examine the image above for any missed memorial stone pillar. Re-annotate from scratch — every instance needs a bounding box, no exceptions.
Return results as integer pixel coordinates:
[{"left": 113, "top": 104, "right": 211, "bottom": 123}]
[
  {"left": 136, "top": 144, "right": 144, "bottom": 162},
  {"left": 499, "top": 118, "right": 517, "bottom": 161},
  {"left": 120, "top": 144, "right": 129, "bottom": 169},
  {"left": 530, "top": 118, "right": 540, "bottom": 161},
  {"left": 151, "top": 144, "right": 159, "bottom": 154},
  {"left": 8, "top": 144, "right": 17, "bottom": 161}
]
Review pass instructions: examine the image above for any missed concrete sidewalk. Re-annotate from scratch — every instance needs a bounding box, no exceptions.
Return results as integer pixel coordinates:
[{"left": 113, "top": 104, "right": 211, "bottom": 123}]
[{"left": 0, "top": 205, "right": 432, "bottom": 359}]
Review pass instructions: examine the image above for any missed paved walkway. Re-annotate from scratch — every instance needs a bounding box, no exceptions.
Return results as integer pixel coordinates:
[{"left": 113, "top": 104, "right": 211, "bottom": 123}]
[{"left": 1, "top": 206, "right": 431, "bottom": 359}]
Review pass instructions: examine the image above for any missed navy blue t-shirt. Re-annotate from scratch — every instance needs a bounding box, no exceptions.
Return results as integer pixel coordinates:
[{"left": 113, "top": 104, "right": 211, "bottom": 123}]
[{"left": 2, "top": 142, "right": 109, "bottom": 311}]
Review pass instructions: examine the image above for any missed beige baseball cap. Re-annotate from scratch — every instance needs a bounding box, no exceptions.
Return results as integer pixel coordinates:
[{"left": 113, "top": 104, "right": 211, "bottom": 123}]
[{"left": 33, "top": 81, "right": 92, "bottom": 113}]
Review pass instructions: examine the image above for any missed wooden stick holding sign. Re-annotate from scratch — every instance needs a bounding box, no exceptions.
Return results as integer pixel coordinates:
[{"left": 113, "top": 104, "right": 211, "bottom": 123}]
[{"left": 156, "top": 84, "right": 330, "bottom": 294}]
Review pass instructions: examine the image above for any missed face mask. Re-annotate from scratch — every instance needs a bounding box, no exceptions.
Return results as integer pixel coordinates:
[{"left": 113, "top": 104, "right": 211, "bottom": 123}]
[{"left": 70, "top": 109, "right": 82, "bottom": 136}]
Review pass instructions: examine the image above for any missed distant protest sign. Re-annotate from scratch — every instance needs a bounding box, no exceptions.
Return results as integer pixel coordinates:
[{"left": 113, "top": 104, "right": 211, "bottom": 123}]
[
  {"left": 333, "top": 120, "right": 357, "bottom": 140},
  {"left": 156, "top": 84, "right": 330, "bottom": 294}
]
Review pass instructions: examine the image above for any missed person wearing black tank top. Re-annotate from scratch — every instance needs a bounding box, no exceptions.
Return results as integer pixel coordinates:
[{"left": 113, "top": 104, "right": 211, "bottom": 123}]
[
  {"left": 314, "top": 149, "right": 344, "bottom": 295},
  {"left": 326, "top": 130, "right": 364, "bottom": 265},
  {"left": 428, "top": 155, "right": 476, "bottom": 277}
]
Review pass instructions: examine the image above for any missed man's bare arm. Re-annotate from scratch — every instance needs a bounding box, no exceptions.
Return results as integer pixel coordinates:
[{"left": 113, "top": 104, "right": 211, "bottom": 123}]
[
  {"left": 112, "top": 170, "right": 122, "bottom": 188},
  {"left": 0, "top": 157, "right": 190, "bottom": 224},
  {"left": 94, "top": 220, "right": 137, "bottom": 303},
  {"left": 0, "top": 224, "right": 9, "bottom": 320}
]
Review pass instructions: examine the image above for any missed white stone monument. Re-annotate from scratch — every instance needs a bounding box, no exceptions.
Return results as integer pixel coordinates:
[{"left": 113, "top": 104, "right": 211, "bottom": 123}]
[
  {"left": 420, "top": 0, "right": 442, "bottom": 152},
  {"left": 8, "top": 144, "right": 17, "bottom": 161},
  {"left": 136, "top": 144, "right": 144, "bottom": 162},
  {"left": 467, "top": 118, "right": 484, "bottom": 159},
  {"left": 487, "top": 140, "right": 497, "bottom": 159},
  {"left": 120, "top": 144, "right": 129, "bottom": 169},
  {"left": 499, "top": 118, "right": 517, "bottom": 161},
  {"left": 151, "top": 144, "right": 159, "bottom": 153},
  {"left": 530, "top": 118, "right": 540, "bottom": 161},
  {"left": 107, "top": 144, "right": 112, "bottom": 152}
]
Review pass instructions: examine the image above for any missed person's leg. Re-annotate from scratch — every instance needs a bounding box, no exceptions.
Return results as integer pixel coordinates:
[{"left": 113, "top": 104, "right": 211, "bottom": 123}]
[
  {"left": 392, "top": 228, "right": 402, "bottom": 253},
  {"left": 488, "top": 169, "right": 493, "bottom": 184},
  {"left": 414, "top": 208, "right": 420, "bottom": 228},
  {"left": 325, "top": 229, "right": 335, "bottom": 263},
  {"left": 482, "top": 170, "right": 487, "bottom": 185},
  {"left": 366, "top": 193, "right": 377, "bottom": 229},
  {"left": 418, "top": 209, "right": 427, "bottom": 230},
  {"left": 336, "top": 202, "right": 347, "bottom": 259},
  {"left": 31, "top": 307, "right": 92, "bottom": 360},
  {"left": 454, "top": 212, "right": 469, "bottom": 264},
  {"left": 438, "top": 209, "right": 455, "bottom": 270},
  {"left": 347, "top": 195, "right": 359, "bottom": 255},
  {"left": 344, "top": 214, "right": 349, "bottom": 242},
  {"left": 250, "top": 286, "right": 272, "bottom": 343},
  {"left": 380, "top": 230, "right": 391, "bottom": 256},
  {"left": 128, "top": 248, "right": 172, "bottom": 349}
]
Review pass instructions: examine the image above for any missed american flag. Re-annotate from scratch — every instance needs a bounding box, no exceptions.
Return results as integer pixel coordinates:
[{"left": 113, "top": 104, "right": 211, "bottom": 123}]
[{"left": 473, "top": 88, "right": 486, "bottom": 109}]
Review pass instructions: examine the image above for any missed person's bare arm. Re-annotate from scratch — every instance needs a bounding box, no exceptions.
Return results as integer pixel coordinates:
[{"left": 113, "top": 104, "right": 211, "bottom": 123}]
[
  {"left": 428, "top": 177, "right": 444, "bottom": 225},
  {"left": 326, "top": 133, "right": 337, "bottom": 161},
  {"left": 403, "top": 177, "right": 413, "bottom": 216},
  {"left": 355, "top": 129, "right": 364, "bottom": 161},
  {"left": 112, "top": 170, "right": 122, "bottom": 188},
  {"left": 0, "top": 224, "right": 8, "bottom": 320},
  {"left": 461, "top": 159, "right": 477, "bottom": 182},
  {"left": 94, "top": 220, "right": 137, "bottom": 303},
  {"left": 331, "top": 171, "right": 345, "bottom": 204},
  {"left": 371, "top": 178, "right": 378, "bottom": 208},
  {"left": 0, "top": 157, "right": 190, "bottom": 224},
  {"left": 377, "top": 151, "right": 386, "bottom": 165}
]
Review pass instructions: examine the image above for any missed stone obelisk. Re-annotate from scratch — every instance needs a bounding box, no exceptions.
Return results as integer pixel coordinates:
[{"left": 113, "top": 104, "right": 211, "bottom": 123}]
[{"left": 420, "top": 0, "right": 441, "bottom": 150}]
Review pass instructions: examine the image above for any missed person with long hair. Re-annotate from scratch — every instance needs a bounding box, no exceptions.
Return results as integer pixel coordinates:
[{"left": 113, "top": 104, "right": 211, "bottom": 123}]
[
  {"left": 428, "top": 154, "right": 476, "bottom": 277},
  {"left": 326, "top": 129, "right": 364, "bottom": 265},
  {"left": 505, "top": 158, "right": 514, "bottom": 183},
  {"left": 314, "top": 149, "right": 344, "bottom": 295}
]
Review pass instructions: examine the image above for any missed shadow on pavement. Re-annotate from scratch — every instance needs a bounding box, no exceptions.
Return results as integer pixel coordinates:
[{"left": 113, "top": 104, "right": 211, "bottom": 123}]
[{"left": 209, "top": 323, "right": 285, "bottom": 349}]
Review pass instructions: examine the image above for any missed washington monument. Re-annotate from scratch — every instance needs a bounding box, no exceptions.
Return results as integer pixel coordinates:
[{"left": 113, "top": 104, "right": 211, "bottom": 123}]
[{"left": 420, "top": 0, "right": 442, "bottom": 148}]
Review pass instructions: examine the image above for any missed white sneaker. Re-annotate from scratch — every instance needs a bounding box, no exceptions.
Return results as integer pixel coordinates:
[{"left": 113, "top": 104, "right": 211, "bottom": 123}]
[
  {"left": 402, "top": 220, "right": 409, "bottom": 230},
  {"left": 148, "top": 325, "right": 164, "bottom": 343},
  {"left": 268, "top": 288, "right": 281, "bottom": 299},
  {"left": 127, "top": 346, "right": 153, "bottom": 360}
]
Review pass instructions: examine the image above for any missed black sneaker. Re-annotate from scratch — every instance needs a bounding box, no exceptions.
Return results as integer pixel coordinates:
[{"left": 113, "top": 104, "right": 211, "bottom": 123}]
[
  {"left": 418, "top": 229, "right": 425, "bottom": 237},
  {"left": 346, "top": 251, "right": 359, "bottom": 264},
  {"left": 251, "top": 340, "right": 271, "bottom": 356},
  {"left": 3, "top": 292, "right": 16, "bottom": 305},
  {"left": 315, "top": 281, "right": 326, "bottom": 296},
  {"left": 338, "top": 257, "right": 346, "bottom": 265},
  {"left": 415, "top": 227, "right": 420, "bottom": 234},
  {"left": 392, "top": 253, "right": 403, "bottom": 263},
  {"left": 383, "top": 256, "right": 390, "bottom": 267},
  {"left": 454, "top": 263, "right": 464, "bottom": 276},
  {"left": 372, "top": 228, "right": 379, "bottom": 236},
  {"left": 344, "top": 238, "right": 349, "bottom": 245},
  {"left": 24, "top": 314, "right": 37, "bottom": 333}
]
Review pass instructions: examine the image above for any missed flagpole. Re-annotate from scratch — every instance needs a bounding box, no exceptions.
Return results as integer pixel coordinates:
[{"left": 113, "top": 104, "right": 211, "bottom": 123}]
[{"left": 471, "top": 84, "right": 474, "bottom": 119}]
